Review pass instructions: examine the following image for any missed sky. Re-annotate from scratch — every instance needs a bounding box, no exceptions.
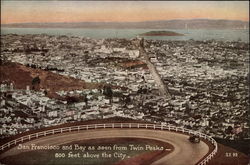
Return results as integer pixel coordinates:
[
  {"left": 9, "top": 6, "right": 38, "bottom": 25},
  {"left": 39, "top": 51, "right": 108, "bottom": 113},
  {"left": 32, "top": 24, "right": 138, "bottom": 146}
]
[{"left": 1, "top": 1, "right": 249, "bottom": 24}]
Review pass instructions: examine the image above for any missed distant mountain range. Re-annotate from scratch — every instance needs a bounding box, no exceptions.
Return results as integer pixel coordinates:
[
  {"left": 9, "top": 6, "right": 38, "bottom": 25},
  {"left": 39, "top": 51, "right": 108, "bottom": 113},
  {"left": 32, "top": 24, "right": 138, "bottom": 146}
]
[{"left": 2, "top": 19, "right": 249, "bottom": 29}]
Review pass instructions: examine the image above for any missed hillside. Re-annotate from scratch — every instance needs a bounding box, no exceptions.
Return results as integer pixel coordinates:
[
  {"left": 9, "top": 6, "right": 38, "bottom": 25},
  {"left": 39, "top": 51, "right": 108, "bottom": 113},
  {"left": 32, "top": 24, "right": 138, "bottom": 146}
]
[
  {"left": 0, "top": 62, "right": 101, "bottom": 98},
  {"left": 140, "top": 31, "right": 184, "bottom": 36},
  {"left": 207, "top": 143, "right": 249, "bottom": 165}
]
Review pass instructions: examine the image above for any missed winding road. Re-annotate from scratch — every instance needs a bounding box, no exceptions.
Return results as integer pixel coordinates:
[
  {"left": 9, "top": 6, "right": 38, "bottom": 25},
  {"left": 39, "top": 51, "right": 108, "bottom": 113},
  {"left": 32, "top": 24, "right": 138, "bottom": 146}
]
[{"left": 0, "top": 129, "right": 209, "bottom": 165}]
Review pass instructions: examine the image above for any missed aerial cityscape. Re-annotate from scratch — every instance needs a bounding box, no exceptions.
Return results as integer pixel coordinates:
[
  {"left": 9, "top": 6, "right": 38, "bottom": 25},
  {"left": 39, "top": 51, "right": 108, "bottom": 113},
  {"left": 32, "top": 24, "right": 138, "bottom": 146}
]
[
  {"left": 0, "top": 1, "right": 249, "bottom": 165},
  {"left": 1, "top": 33, "right": 249, "bottom": 140}
]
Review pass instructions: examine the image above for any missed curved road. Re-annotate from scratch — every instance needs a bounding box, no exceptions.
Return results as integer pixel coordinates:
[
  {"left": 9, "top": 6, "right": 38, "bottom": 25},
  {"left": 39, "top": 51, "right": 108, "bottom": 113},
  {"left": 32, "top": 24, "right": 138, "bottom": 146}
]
[{"left": 0, "top": 129, "right": 209, "bottom": 165}]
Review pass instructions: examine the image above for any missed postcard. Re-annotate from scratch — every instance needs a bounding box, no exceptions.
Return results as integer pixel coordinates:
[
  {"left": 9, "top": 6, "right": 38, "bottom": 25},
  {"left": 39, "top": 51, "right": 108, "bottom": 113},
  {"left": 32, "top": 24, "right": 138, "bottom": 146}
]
[{"left": 0, "top": 1, "right": 249, "bottom": 165}]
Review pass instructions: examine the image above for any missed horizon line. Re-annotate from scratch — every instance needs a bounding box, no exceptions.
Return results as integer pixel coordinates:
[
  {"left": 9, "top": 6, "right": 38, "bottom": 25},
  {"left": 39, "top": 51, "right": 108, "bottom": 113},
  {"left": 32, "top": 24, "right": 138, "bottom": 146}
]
[{"left": 1, "top": 18, "right": 249, "bottom": 25}]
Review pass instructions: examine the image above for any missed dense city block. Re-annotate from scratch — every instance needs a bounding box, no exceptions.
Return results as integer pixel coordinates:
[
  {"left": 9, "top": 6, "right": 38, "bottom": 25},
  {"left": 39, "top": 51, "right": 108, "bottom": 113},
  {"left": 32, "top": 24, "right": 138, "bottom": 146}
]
[{"left": 0, "top": 34, "right": 249, "bottom": 141}]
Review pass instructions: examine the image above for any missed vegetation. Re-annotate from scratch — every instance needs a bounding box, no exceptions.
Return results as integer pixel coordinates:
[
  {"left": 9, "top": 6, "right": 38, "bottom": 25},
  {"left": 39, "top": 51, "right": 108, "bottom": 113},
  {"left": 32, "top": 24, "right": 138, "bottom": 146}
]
[
  {"left": 31, "top": 76, "right": 41, "bottom": 90},
  {"left": 103, "top": 85, "right": 113, "bottom": 104},
  {"left": 32, "top": 76, "right": 41, "bottom": 85},
  {"left": 140, "top": 31, "right": 184, "bottom": 36}
]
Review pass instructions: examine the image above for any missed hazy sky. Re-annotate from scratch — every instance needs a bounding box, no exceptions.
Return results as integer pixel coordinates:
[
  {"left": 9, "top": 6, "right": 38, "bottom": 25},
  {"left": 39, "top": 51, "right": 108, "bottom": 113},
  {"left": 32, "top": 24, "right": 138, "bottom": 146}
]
[{"left": 1, "top": 1, "right": 249, "bottom": 24}]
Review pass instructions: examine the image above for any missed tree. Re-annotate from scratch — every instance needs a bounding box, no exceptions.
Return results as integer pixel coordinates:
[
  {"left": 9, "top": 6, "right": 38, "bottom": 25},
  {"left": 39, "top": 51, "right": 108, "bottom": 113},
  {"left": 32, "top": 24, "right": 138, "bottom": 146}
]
[
  {"left": 32, "top": 76, "right": 41, "bottom": 85},
  {"left": 103, "top": 85, "right": 113, "bottom": 104},
  {"left": 31, "top": 76, "right": 41, "bottom": 90},
  {"left": 0, "top": 56, "right": 6, "bottom": 65},
  {"left": 225, "top": 126, "right": 233, "bottom": 134},
  {"left": 139, "top": 37, "right": 145, "bottom": 48},
  {"left": 66, "top": 96, "right": 78, "bottom": 104},
  {"left": 84, "top": 95, "right": 88, "bottom": 107},
  {"left": 123, "top": 95, "right": 131, "bottom": 107},
  {"left": 184, "top": 102, "right": 191, "bottom": 114},
  {"left": 44, "top": 90, "right": 48, "bottom": 96}
]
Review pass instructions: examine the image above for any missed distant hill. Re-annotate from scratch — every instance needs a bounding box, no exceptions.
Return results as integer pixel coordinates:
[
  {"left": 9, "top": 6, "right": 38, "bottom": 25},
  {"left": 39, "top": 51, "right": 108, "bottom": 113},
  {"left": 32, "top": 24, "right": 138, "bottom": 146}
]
[
  {"left": 2, "top": 19, "right": 249, "bottom": 29},
  {"left": 140, "top": 31, "right": 184, "bottom": 36}
]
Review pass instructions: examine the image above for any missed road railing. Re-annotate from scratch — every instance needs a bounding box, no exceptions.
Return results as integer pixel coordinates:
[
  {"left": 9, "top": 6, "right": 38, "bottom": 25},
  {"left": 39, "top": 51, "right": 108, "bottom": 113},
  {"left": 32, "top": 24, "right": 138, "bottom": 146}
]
[{"left": 0, "top": 123, "right": 217, "bottom": 165}]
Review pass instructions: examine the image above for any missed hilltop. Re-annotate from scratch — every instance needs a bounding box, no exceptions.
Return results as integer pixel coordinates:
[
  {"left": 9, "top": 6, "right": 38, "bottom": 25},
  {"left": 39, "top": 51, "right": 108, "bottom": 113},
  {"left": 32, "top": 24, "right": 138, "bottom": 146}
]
[{"left": 2, "top": 19, "right": 249, "bottom": 29}]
